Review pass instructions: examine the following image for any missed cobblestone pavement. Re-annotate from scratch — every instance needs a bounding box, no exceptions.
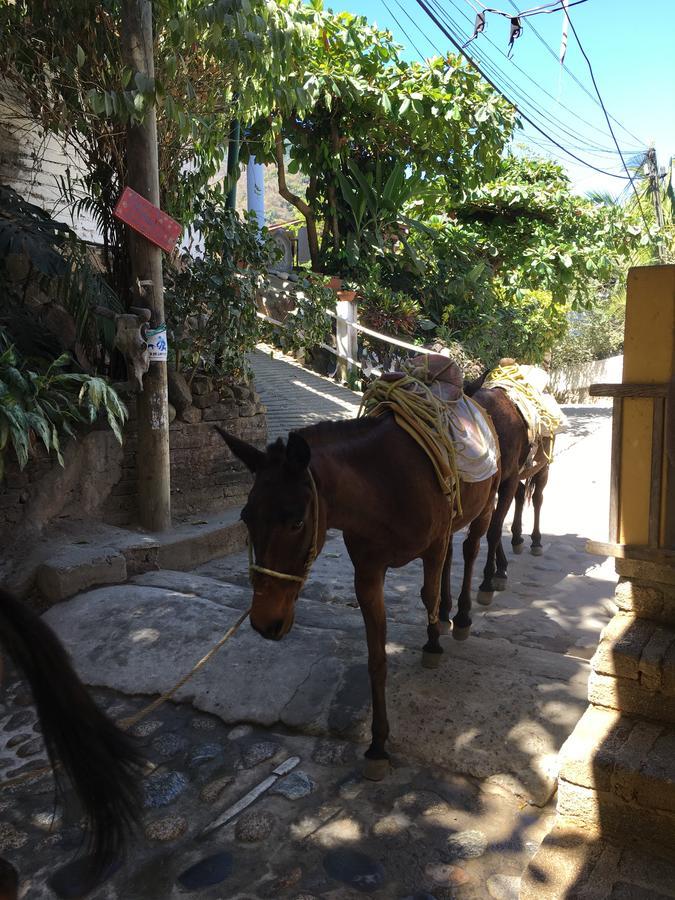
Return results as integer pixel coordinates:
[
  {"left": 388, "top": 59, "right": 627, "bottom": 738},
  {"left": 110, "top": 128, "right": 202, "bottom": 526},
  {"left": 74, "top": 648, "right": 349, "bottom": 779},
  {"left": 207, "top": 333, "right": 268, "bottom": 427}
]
[
  {"left": 250, "top": 346, "right": 360, "bottom": 440},
  {"left": 2, "top": 352, "right": 617, "bottom": 899}
]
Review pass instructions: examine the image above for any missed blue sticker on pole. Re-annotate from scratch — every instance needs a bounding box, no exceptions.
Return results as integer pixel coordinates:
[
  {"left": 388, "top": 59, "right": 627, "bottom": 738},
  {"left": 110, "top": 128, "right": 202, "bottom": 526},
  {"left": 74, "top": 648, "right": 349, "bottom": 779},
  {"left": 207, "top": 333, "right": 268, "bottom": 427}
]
[{"left": 147, "top": 324, "right": 168, "bottom": 361}]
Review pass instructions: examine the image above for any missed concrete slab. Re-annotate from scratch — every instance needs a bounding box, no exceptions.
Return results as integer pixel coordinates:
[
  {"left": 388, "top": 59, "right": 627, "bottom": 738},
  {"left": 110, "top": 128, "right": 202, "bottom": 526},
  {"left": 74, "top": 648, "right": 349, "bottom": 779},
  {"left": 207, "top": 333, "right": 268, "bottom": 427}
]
[{"left": 44, "top": 576, "right": 588, "bottom": 804}]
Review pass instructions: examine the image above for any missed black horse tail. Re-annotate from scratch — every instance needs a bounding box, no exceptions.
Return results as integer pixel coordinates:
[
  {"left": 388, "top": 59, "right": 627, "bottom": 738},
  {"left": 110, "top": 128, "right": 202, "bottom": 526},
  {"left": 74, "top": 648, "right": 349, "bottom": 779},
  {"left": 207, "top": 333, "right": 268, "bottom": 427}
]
[
  {"left": 463, "top": 368, "right": 491, "bottom": 397},
  {"left": 0, "top": 589, "right": 143, "bottom": 873}
]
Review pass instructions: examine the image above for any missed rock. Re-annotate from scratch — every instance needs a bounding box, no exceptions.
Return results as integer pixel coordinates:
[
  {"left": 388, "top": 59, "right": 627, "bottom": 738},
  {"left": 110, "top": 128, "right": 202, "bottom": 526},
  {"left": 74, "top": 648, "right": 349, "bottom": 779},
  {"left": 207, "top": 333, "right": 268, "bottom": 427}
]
[
  {"left": 176, "top": 853, "right": 234, "bottom": 891},
  {"left": 192, "top": 716, "right": 217, "bottom": 731},
  {"left": 191, "top": 375, "right": 213, "bottom": 396},
  {"left": 200, "top": 774, "right": 234, "bottom": 803},
  {"left": 449, "top": 867, "right": 471, "bottom": 886},
  {"left": 168, "top": 402, "right": 177, "bottom": 424},
  {"left": 193, "top": 390, "right": 220, "bottom": 409},
  {"left": 167, "top": 367, "right": 193, "bottom": 413},
  {"left": 258, "top": 867, "right": 303, "bottom": 897},
  {"left": 0, "top": 823, "right": 28, "bottom": 851},
  {"left": 151, "top": 732, "right": 189, "bottom": 758},
  {"left": 143, "top": 770, "right": 188, "bottom": 809},
  {"left": 337, "top": 774, "right": 364, "bottom": 800},
  {"left": 6, "top": 733, "right": 31, "bottom": 749},
  {"left": 232, "top": 385, "right": 253, "bottom": 402},
  {"left": 3, "top": 710, "right": 34, "bottom": 731},
  {"left": 145, "top": 815, "right": 188, "bottom": 842},
  {"left": 235, "top": 810, "right": 275, "bottom": 842},
  {"left": 241, "top": 740, "right": 279, "bottom": 768},
  {"left": 132, "top": 719, "right": 163, "bottom": 738},
  {"left": 323, "top": 848, "right": 386, "bottom": 894},
  {"left": 270, "top": 771, "right": 315, "bottom": 800},
  {"left": 189, "top": 742, "right": 223, "bottom": 767},
  {"left": 17, "top": 737, "right": 43, "bottom": 758},
  {"left": 179, "top": 405, "right": 202, "bottom": 424},
  {"left": 48, "top": 857, "right": 121, "bottom": 900},
  {"left": 446, "top": 829, "right": 488, "bottom": 861},
  {"left": 487, "top": 874, "right": 521, "bottom": 900},
  {"left": 31, "top": 810, "right": 63, "bottom": 831},
  {"left": 228, "top": 724, "right": 252, "bottom": 739}
]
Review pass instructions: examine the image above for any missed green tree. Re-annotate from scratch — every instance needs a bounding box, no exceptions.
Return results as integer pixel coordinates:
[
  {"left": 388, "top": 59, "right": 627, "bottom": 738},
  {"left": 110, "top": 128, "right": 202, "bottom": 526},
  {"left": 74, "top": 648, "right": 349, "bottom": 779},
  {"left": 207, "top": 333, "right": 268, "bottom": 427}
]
[{"left": 243, "top": 10, "right": 516, "bottom": 273}]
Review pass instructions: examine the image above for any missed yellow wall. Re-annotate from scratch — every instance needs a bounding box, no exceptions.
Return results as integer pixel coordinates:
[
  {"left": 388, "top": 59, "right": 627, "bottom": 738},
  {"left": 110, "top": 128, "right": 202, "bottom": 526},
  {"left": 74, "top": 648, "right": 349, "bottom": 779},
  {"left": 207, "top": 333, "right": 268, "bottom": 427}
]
[{"left": 619, "top": 266, "right": 675, "bottom": 545}]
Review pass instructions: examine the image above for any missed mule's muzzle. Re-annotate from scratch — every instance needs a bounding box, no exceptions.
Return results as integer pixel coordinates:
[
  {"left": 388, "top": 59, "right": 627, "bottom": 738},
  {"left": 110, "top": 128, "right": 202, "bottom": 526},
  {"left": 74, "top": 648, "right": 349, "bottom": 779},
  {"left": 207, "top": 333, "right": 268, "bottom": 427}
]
[{"left": 250, "top": 614, "right": 294, "bottom": 641}]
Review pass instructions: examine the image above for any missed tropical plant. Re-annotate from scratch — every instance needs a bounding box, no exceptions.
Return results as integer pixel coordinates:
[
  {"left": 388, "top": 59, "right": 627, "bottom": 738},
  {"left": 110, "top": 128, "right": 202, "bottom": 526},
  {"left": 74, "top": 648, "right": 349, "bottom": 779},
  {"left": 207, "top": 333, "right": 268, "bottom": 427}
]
[
  {"left": 0, "top": 185, "right": 121, "bottom": 369},
  {"left": 165, "top": 191, "right": 281, "bottom": 379},
  {"left": 357, "top": 275, "right": 421, "bottom": 337},
  {"left": 245, "top": 10, "right": 516, "bottom": 272},
  {"left": 0, "top": 329, "right": 127, "bottom": 480}
]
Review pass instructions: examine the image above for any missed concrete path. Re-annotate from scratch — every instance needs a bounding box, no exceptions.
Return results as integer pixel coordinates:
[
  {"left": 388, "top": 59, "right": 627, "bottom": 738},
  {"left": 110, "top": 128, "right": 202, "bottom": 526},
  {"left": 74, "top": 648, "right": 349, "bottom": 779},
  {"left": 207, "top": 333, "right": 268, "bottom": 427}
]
[{"left": 250, "top": 345, "right": 361, "bottom": 439}]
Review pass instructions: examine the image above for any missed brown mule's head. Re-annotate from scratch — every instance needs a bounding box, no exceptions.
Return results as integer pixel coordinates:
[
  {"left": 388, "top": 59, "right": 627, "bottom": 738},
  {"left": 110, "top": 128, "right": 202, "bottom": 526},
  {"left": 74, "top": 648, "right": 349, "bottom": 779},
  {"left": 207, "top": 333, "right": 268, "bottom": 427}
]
[{"left": 217, "top": 428, "right": 316, "bottom": 641}]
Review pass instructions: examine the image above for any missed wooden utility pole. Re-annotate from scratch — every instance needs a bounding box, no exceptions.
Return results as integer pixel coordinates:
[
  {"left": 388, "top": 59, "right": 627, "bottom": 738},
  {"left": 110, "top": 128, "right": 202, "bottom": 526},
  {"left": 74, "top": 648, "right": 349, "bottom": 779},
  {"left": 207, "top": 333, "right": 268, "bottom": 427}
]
[
  {"left": 646, "top": 146, "right": 666, "bottom": 263},
  {"left": 121, "top": 0, "right": 171, "bottom": 531}
]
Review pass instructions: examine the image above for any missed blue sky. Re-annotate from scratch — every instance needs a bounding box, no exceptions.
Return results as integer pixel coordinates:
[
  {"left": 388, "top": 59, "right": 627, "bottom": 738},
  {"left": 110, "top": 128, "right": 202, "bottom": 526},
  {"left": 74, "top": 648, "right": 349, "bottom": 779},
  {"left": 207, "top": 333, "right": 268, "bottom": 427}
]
[{"left": 331, "top": 0, "right": 675, "bottom": 197}]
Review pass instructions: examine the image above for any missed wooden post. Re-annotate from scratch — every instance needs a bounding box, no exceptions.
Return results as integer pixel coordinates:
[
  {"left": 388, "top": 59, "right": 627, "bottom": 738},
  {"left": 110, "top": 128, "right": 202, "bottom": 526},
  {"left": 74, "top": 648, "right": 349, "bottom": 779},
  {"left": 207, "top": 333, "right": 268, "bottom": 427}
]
[
  {"left": 335, "top": 293, "right": 358, "bottom": 383},
  {"left": 121, "top": 0, "right": 171, "bottom": 531}
]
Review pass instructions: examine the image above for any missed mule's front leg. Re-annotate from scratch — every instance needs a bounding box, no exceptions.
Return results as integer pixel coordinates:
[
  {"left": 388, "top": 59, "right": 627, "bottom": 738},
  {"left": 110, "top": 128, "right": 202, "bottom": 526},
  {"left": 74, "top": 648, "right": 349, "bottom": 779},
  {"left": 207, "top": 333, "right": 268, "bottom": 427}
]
[
  {"left": 354, "top": 566, "right": 390, "bottom": 781},
  {"left": 530, "top": 466, "right": 549, "bottom": 555}
]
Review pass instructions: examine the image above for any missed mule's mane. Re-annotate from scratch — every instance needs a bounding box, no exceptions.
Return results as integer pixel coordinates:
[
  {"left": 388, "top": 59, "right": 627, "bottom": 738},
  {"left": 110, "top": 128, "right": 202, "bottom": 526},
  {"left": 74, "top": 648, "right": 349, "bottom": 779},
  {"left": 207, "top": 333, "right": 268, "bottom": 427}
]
[{"left": 296, "top": 415, "right": 383, "bottom": 446}]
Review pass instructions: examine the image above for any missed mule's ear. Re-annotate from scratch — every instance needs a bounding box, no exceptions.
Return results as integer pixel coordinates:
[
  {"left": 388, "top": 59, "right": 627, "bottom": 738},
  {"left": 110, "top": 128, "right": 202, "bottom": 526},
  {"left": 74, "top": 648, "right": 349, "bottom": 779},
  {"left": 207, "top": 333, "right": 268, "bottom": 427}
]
[
  {"left": 286, "top": 432, "right": 311, "bottom": 473},
  {"left": 214, "top": 427, "right": 265, "bottom": 473}
]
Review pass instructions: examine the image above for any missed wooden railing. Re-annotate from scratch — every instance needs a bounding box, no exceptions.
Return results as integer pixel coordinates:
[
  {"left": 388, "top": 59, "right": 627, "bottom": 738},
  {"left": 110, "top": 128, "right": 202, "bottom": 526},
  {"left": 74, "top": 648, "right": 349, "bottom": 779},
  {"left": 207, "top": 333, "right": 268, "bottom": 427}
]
[{"left": 588, "top": 381, "right": 674, "bottom": 555}]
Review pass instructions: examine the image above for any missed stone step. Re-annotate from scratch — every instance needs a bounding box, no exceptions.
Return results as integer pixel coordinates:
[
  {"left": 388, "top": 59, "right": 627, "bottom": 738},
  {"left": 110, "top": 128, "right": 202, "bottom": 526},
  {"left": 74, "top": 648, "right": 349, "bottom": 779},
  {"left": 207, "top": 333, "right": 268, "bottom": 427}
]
[
  {"left": 521, "top": 822, "right": 675, "bottom": 899},
  {"left": 554, "top": 705, "right": 675, "bottom": 859},
  {"left": 35, "top": 509, "right": 246, "bottom": 604},
  {"left": 589, "top": 611, "right": 675, "bottom": 723}
]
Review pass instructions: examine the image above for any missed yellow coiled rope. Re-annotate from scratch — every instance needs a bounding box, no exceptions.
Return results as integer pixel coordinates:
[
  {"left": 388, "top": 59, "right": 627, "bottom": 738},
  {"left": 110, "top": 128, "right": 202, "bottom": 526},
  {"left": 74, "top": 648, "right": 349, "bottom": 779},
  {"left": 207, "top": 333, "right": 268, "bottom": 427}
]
[
  {"left": 484, "top": 364, "right": 563, "bottom": 438},
  {"left": 358, "top": 373, "right": 463, "bottom": 517}
]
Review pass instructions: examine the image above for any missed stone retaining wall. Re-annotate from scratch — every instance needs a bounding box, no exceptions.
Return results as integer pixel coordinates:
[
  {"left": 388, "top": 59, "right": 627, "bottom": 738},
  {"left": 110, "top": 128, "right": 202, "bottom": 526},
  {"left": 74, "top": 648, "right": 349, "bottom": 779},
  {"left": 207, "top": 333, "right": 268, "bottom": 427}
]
[
  {"left": 521, "top": 560, "right": 675, "bottom": 897},
  {"left": 0, "top": 373, "right": 267, "bottom": 539},
  {"left": 549, "top": 355, "right": 623, "bottom": 403}
]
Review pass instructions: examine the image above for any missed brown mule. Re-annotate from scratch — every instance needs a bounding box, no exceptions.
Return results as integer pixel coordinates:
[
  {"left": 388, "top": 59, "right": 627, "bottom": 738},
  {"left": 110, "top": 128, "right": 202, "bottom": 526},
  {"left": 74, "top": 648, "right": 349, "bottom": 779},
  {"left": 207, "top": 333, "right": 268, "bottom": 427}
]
[
  {"left": 442, "top": 371, "right": 550, "bottom": 615},
  {"left": 218, "top": 410, "right": 499, "bottom": 779}
]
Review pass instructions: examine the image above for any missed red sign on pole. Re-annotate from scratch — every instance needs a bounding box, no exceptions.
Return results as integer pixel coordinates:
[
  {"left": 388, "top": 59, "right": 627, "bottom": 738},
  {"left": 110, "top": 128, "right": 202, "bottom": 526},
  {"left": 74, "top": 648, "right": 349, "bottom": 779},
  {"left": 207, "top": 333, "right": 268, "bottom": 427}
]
[{"left": 113, "top": 187, "right": 182, "bottom": 253}]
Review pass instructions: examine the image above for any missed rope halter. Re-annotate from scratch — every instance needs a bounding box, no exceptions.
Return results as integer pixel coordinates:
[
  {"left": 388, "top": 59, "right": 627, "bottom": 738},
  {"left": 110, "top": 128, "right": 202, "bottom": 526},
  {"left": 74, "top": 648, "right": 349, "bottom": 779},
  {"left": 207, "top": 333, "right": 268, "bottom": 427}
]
[{"left": 247, "top": 468, "right": 320, "bottom": 589}]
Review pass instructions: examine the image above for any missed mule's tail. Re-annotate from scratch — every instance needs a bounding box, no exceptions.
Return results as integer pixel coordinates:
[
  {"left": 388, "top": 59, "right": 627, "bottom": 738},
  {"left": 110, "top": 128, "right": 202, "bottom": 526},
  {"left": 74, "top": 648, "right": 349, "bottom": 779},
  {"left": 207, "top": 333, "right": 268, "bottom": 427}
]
[
  {"left": 0, "top": 590, "right": 143, "bottom": 872},
  {"left": 463, "top": 368, "right": 491, "bottom": 397}
]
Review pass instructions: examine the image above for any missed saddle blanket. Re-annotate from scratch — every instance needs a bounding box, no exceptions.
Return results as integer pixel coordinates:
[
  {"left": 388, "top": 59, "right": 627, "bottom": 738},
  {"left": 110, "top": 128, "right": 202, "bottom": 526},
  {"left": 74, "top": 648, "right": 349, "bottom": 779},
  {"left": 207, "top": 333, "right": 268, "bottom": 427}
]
[
  {"left": 447, "top": 395, "right": 499, "bottom": 483},
  {"left": 486, "top": 364, "right": 567, "bottom": 444}
]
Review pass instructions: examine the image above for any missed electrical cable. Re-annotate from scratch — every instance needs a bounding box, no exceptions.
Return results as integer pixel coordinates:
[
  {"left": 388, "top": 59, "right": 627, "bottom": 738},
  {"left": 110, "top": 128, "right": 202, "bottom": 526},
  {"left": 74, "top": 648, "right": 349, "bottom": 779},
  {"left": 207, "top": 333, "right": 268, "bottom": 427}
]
[
  {"left": 382, "top": 0, "right": 427, "bottom": 59},
  {"left": 565, "top": 12, "right": 650, "bottom": 228},
  {"left": 413, "top": 0, "right": 635, "bottom": 179},
  {"left": 504, "top": 0, "right": 646, "bottom": 146}
]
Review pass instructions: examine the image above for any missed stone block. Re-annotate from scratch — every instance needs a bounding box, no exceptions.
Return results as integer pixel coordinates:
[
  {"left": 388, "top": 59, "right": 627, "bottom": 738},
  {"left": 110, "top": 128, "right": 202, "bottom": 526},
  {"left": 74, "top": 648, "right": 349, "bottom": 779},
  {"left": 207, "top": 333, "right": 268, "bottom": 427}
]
[
  {"left": 639, "top": 624, "right": 675, "bottom": 693},
  {"left": 614, "top": 578, "right": 675, "bottom": 624},
  {"left": 167, "top": 367, "right": 192, "bottom": 413},
  {"left": 37, "top": 546, "right": 127, "bottom": 604},
  {"left": 167, "top": 402, "right": 177, "bottom": 424},
  {"left": 589, "top": 670, "right": 675, "bottom": 723},
  {"left": 615, "top": 559, "right": 675, "bottom": 590},
  {"left": 202, "top": 405, "right": 240, "bottom": 423},
  {"left": 192, "top": 390, "right": 221, "bottom": 409},
  {"left": 558, "top": 706, "right": 632, "bottom": 793},
  {"left": 520, "top": 825, "right": 609, "bottom": 900},
  {"left": 191, "top": 375, "right": 213, "bottom": 396},
  {"left": 178, "top": 405, "right": 202, "bottom": 425},
  {"left": 592, "top": 613, "right": 653, "bottom": 681}
]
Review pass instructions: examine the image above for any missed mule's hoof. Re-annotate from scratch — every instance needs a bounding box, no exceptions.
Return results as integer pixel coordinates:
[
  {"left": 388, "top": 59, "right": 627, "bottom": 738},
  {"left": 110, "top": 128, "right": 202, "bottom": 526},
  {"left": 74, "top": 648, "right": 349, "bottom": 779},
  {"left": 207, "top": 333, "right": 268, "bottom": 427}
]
[
  {"left": 512, "top": 543, "right": 524, "bottom": 555},
  {"left": 477, "top": 590, "right": 494, "bottom": 606},
  {"left": 438, "top": 620, "right": 451, "bottom": 635},
  {"left": 452, "top": 625, "right": 471, "bottom": 641},
  {"left": 493, "top": 576, "right": 508, "bottom": 591},
  {"left": 364, "top": 757, "right": 390, "bottom": 781},
  {"left": 531, "top": 545, "right": 544, "bottom": 556},
  {"left": 422, "top": 649, "right": 443, "bottom": 669}
]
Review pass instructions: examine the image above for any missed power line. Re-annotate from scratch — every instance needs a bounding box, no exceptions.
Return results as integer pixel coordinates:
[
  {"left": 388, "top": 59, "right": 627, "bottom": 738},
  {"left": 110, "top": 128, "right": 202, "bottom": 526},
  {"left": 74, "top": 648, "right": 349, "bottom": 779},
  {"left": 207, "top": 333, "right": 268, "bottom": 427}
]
[
  {"left": 504, "top": 0, "right": 646, "bottom": 147},
  {"left": 428, "top": 0, "right": 638, "bottom": 158},
  {"left": 447, "top": 0, "right": 643, "bottom": 153},
  {"left": 412, "top": 0, "right": 634, "bottom": 180},
  {"left": 381, "top": 0, "right": 427, "bottom": 59},
  {"left": 565, "top": 12, "right": 650, "bottom": 228}
]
